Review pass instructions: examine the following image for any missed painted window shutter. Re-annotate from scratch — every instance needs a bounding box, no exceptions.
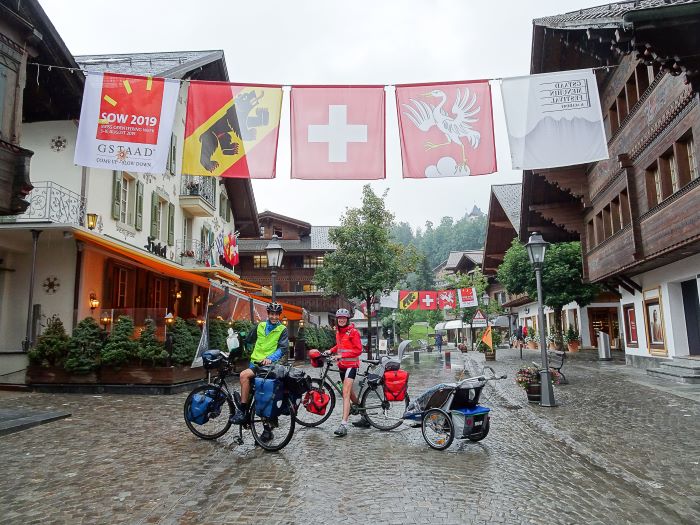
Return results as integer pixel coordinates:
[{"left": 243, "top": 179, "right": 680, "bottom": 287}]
[
  {"left": 112, "top": 171, "right": 121, "bottom": 220},
  {"left": 168, "top": 203, "right": 175, "bottom": 246},
  {"left": 135, "top": 181, "right": 144, "bottom": 231},
  {"left": 150, "top": 191, "right": 158, "bottom": 237},
  {"left": 209, "top": 230, "right": 215, "bottom": 264}
]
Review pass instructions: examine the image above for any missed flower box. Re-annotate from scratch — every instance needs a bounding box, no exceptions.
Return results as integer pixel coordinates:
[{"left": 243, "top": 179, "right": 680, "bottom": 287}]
[
  {"left": 99, "top": 365, "right": 204, "bottom": 385},
  {"left": 27, "top": 365, "right": 98, "bottom": 384}
]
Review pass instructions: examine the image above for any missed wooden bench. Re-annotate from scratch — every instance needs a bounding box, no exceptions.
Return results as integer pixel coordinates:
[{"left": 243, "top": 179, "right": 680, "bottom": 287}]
[{"left": 533, "top": 350, "right": 567, "bottom": 384}]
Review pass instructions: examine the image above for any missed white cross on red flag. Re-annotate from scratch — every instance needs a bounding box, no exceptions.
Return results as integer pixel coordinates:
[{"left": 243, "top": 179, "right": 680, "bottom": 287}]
[
  {"left": 290, "top": 86, "right": 385, "bottom": 179},
  {"left": 419, "top": 291, "right": 437, "bottom": 310}
]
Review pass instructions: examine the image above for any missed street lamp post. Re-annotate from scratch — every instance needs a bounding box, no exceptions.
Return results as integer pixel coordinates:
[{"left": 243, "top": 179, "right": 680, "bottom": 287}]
[
  {"left": 391, "top": 311, "right": 397, "bottom": 349},
  {"left": 525, "top": 232, "right": 555, "bottom": 407},
  {"left": 265, "top": 234, "right": 285, "bottom": 303}
]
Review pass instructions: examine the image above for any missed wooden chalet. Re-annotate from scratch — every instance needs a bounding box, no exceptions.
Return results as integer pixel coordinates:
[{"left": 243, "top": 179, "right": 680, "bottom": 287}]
[
  {"left": 521, "top": 0, "right": 700, "bottom": 366},
  {"left": 433, "top": 250, "right": 484, "bottom": 288},
  {"left": 237, "top": 211, "right": 352, "bottom": 326}
]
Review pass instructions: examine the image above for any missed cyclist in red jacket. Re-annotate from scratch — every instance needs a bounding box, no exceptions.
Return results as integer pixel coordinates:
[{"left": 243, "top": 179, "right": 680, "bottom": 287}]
[{"left": 329, "top": 308, "right": 363, "bottom": 437}]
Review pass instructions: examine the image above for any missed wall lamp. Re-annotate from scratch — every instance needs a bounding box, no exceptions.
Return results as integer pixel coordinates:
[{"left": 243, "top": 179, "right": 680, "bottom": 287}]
[
  {"left": 86, "top": 213, "right": 99, "bottom": 231},
  {"left": 89, "top": 292, "right": 100, "bottom": 311}
]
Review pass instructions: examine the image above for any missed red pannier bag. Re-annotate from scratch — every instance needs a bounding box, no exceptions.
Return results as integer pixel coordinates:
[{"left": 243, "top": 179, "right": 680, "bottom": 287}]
[
  {"left": 308, "top": 349, "right": 325, "bottom": 368},
  {"left": 383, "top": 369, "right": 409, "bottom": 402},
  {"left": 303, "top": 389, "right": 330, "bottom": 415}
]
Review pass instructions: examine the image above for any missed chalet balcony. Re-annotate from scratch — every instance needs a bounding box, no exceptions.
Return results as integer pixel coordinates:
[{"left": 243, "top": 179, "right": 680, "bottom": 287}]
[
  {"left": 179, "top": 175, "right": 216, "bottom": 217},
  {"left": 0, "top": 181, "right": 85, "bottom": 226},
  {"left": 175, "top": 238, "right": 211, "bottom": 267}
]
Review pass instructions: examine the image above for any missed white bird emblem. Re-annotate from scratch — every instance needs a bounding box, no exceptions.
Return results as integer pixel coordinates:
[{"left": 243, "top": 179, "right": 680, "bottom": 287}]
[{"left": 402, "top": 88, "right": 481, "bottom": 169}]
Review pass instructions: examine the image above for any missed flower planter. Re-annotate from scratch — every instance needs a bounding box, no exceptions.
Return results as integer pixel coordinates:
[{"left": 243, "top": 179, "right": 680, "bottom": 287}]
[
  {"left": 526, "top": 341, "right": 537, "bottom": 349},
  {"left": 99, "top": 365, "right": 204, "bottom": 385},
  {"left": 567, "top": 341, "right": 580, "bottom": 353},
  {"left": 27, "top": 365, "right": 98, "bottom": 384},
  {"left": 548, "top": 342, "right": 558, "bottom": 350},
  {"left": 525, "top": 383, "right": 541, "bottom": 403},
  {"left": 484, "top": 350, "right": 496, "bottom": 361}
]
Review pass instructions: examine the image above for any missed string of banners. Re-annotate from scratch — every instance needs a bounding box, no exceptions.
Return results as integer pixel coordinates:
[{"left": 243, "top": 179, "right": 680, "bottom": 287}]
[
  {"left": 396, "top": 288, "right": 479, "bottom": 311},
  {"left": 74, "top": 69, "right": 609, "bottom": 179}
]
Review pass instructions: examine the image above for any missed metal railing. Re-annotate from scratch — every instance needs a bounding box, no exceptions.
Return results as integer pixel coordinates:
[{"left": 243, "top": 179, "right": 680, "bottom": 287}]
[
  {"left": 180, "top": 175, "right": 216, "bottom": 209},
  {"left": 175, "top": 238, "right": 211, "bottom": 266},
  {"left": 0, "top": 181, "right": 85, "bottom": 225}
]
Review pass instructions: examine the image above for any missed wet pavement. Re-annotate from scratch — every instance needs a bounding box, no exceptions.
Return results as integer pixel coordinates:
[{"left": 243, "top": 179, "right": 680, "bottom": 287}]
[{"left": 0, "top": 348, "right": 699, "bottom": 525}]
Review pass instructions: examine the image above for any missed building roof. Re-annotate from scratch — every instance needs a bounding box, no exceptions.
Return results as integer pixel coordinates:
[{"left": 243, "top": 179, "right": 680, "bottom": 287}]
[
  {"left": 74, "top": 50, "right": 226, "bottom": 79},
  {"left": 467, "top": 205, "right": 485, "bottom": 218},
  {"left": 533, "top": 0, "right": 698, "bottom": 30},
  {"left": 444, "top": 250, "right": 484, "bottom": 271},
  {"left": 491, "top": 183, "right": 522, "bottom": 231},
  {"left": 238, "top": 226, "right": 336, "bottom": 253}
]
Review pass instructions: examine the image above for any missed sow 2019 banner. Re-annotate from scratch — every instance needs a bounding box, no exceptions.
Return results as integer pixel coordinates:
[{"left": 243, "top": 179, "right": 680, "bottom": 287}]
[{"left": 75, "top": 72, "right": 179, "bottom": 173}]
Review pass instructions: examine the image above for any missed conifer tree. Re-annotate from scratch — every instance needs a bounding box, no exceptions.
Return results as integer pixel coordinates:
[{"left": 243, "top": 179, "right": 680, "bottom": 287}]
[
  {"left": 64, "top": 317, "right": 103, "bottom": 374},
  {"left": 137, "top": 318, "right": 168, "bottom": 366},
  {"left": 28, "top": 315, "right": 70, "bottom": 367},
  {"left": 170, "top": 317, "right": 196, "bottom": 365},
  {"left": 101, "top": 316, "right": 138, "bottom": 366}
]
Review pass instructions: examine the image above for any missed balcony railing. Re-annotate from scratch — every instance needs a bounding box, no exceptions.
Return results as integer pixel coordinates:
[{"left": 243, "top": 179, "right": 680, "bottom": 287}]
[
  {"left": 0, "top": 181, "right": 85, "bottom": 225},
  {"left": 180, "top": 175, "right": 216, "bottom": 209},
  {"left": 176, "top": 238, "right": 211, "bottom": 267}
]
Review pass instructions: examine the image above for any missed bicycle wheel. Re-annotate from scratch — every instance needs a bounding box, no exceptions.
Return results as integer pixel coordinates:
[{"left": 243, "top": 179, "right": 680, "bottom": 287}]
[
  {"left": 421, "top": 408, "right": 454, "bottom": 450},
  {"left": 360, "top": 386, "right": 408, "bottom": 431},
  {"left": 183, "top": 384, "right": 233, "bottom": 440},
  {"left": 249, "top": 398, "right": 296, "bottom": 451},
  {"left": 294, "top": 379, "right": 336, "bottom": 427}
]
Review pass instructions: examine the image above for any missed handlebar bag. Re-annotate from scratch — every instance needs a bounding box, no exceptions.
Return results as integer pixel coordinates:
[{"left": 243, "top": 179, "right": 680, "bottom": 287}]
[
  {"left": 254, "top": 377, "right": 284, "bottom": 418},
  {"left": 308, "top": 349, "right": 325, "bottom": 368},
  {"left": 303, "top": 389, "right": 330, "bottom": 415},
  {"left": 284, "top": 367, "right": 312, "bottom": 396},
  {"left": 383, "top": 369, "right": 409, "bottom": 401},
  {"left": 187, "top": 392, "right": 214, "bottom": 425},
  {"left": 384, "top": 359, "right": 400, "bottom": 372}
]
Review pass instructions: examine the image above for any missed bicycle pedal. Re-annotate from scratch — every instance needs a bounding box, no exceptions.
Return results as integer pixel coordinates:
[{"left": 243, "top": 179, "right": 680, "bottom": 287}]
[{"left": 235, "top": 437, "right": 244, "bottom": 445}]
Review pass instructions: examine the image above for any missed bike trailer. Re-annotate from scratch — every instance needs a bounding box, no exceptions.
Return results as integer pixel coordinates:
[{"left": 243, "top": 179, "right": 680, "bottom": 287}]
[
  {"left": 303, "top": 389, "right": 330, "bottom": 415},
  {"left": 254, "top": 377, "right": 284, "bottom": 418},
  {"left": 383, "top": 369, "right": 409, "bottom": 401},
  {"left": 450, "top": 406, "right": 490, "bottom": 439}
]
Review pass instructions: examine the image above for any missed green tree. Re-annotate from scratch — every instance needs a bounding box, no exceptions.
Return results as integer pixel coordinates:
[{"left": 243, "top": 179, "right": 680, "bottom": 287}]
[
  {"left": 28, "top": 315, "right": 70, "bottom": 367},
  {"left": 444, "top": 268, "right": 493, "bottom": 351},
  {"left": 170, "top": 317, "right": 196, "bottom": 365},
  {"left": 64, "top": 317, "right": 103, "bottom": 374},
  {"left": 497, "top": 240, "right": 599, "bottom": 348},
  {"left": 137, "top": 319, "right": 168, "bottom": 366},
  {"left": 101, "top": 316, "right": 138, "bottom": 366},
  {"left": 314, "top": 185, "right": 418, "bottom": 357}
]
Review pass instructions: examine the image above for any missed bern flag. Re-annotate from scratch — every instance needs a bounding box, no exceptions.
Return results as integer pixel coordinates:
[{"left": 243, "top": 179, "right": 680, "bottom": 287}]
[
  {"left": 291, "top": 86, "right": 385, "bottom": 179},
  {"left": 501, "top": 69, "right": 608, "bottom": 169},
  {"left": 75, "top": 72, "right": 179, "bottom": 173},
  {"left": 183, "top": 81, "right": 282, "bottom": 178},
  {"left": 399, "top": 291, "right": 419, "bottom": 310},
  {"left": 396, "top": 81, "right": 496, "bottom": 178}
]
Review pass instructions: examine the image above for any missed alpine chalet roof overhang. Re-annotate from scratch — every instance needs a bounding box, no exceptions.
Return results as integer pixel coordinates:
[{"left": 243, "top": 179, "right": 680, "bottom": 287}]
[
  {"left": 531, "top": 0, "right": 700, "bottom": 91},
  {"left": 258, "top": 211, "right": 312, "bottom": 237},
  {"left": 483, "top": 183, "right": 522, "bottom": 275},
  {"left": 74, "top": 50, "right": 259, "bottom": 237},
  {"left": 444, "top": 250, "right": 484, "bottom": 273},
  {"left": 6, "top": 0, "right": 84, "bottom": 121},
  {"left": 238, "top": 226, "right": 337, "bottom": 253}
]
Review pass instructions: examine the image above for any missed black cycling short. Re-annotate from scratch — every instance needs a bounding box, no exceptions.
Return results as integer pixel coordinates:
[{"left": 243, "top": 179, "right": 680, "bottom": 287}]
[{"left": 339, "top": 368, "right": 357, "bottom": 381}]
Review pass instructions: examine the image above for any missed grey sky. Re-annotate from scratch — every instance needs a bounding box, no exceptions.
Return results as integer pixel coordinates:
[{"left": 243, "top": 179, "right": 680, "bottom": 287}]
[{"left": 40, "top": 0, "right": 603, "bottom": 230}]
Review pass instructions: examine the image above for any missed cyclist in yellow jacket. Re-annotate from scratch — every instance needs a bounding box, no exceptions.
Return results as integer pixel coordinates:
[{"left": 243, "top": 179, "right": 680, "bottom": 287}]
[{"left": 230, "top": 302, "right": 288, "bottom": 426}]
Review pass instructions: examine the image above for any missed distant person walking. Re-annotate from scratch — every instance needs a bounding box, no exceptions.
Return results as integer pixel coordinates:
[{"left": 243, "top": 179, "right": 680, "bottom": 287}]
[{"left": 435, "top": 333, "right": 443, "bottom": 353}]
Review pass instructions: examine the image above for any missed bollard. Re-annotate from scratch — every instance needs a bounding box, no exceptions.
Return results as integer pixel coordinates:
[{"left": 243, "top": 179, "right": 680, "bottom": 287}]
[
  {"left": 444, "top": 351, "right": 451, "bottom": 368},
  {"left": 413, "top": 350, "right": 420, "bottom": 363}
]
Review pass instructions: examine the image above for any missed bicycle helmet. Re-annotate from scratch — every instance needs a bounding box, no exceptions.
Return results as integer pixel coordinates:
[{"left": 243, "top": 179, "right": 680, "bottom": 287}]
[
  {"left": 335, "top": 308, "right": 352, "bottom": 318},
  {"left": 266, "top": 302, "right": 283, "bottom": 314}
]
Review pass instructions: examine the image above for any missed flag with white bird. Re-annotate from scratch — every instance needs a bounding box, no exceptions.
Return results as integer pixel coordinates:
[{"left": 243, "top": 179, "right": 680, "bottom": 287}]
[{"left": 396, "top": 81, "right": 496, "bottom": 178}]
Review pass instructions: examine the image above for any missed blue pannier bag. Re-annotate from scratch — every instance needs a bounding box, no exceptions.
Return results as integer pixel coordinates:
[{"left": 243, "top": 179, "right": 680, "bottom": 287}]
[
  {"left": 254, "top": 377, "right": 284, "bottom": 418},
  {"left": 188, "top": 393, "right": 214, "bottom": 425}
]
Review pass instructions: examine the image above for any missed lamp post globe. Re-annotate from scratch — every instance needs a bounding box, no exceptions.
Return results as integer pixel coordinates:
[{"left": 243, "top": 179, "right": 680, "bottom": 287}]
[
  {"left": 526, "top": 231, "right": 555, "bottom": 407},
  {"left": 265, "top": 234, "right": 285, "bottom": 302}
]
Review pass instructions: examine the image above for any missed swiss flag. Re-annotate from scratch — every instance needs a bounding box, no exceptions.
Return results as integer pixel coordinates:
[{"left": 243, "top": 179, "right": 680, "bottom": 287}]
[
  {"left": 291, "top": 86, "right": 385, "bottom": 179},
  {"left": 419, "top": 291, "right": 438, "bottom": 310},
  {"left": 437, "top": 289, "right": 456, "bottom": 310}
]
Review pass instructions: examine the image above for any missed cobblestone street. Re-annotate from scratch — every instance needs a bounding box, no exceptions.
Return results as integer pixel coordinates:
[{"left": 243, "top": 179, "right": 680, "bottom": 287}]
[{"left": 1, "top": 349, "right": 699, "bottom": 525}]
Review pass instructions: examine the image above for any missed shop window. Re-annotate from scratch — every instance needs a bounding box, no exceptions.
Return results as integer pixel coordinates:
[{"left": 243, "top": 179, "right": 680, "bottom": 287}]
[
  {"left": 153, "top": 278, "right": 163, "bottom": 309},
  {"left": 623, "top": 304, "right": 638, "bottom": 346},
  {"left": 253, "top": 255, "right": 268, "bottom": 268},
  {"left": 303, "top": 283, "right": 319, "bottom": 292},
  {"left": 117, "top": 267, "right": 128, "bottom": 308}
]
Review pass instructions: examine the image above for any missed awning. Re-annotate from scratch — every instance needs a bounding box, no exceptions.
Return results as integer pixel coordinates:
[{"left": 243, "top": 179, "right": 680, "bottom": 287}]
[
  {"left": 434, "top": 322, "right": 446, "bottom": 331},
  {"left": 74, "top": 230, "right": 210, "bottom": 287},
  {"left": 492, "top": 315, "right": 511, "bottom": 328},
  {"left": 444, "top": 320, "right": 465, "bottom": 330}
]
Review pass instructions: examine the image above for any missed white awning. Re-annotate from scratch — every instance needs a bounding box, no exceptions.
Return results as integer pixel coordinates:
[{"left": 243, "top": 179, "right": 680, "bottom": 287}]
[
  {"left": 444, "top": 319, "right": 464, "bottom": 330},
  {"left": 434, "top": 322, "right": 446, "bottom": 331}
]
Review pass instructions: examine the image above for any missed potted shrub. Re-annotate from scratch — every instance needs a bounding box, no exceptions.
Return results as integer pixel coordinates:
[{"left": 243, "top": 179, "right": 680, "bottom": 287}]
[
  {"left": 27, "top": 315, "right": 74, "bottom": 383},
  {"left": 515, "top": 365, "right": 562, "bottom": 403},
  {"left": 564, "top": 327, "right": 581, "bottom": 352},
  {"left": 525, "top": 334, "right": 538, "bottom": 349},
  {"left": 546, "top": 326, "right": 563, "bottom": 350},
  {"left": 63, "top": 317, "right": 103, "bottom": 379}
]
